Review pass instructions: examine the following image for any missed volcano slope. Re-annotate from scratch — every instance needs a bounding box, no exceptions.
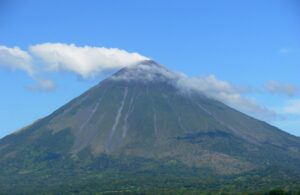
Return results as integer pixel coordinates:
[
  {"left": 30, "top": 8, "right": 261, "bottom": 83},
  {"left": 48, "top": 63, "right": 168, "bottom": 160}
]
[{"left": 0, "top": 60, "right": 300, "bottom": 194}]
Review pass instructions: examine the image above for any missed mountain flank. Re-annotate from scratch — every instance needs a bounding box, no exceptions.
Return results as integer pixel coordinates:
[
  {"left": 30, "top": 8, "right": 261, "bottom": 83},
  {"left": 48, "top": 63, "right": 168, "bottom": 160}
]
[{"left": 1, "top": 60, "right": 300, "bottom": 194}]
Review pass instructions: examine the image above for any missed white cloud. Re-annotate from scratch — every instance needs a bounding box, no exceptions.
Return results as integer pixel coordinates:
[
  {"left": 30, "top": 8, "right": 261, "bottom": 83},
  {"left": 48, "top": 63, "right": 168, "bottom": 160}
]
[
  {"left": 177, "top": 75, "right": 241, "bottom": 95},
  {"left": 0, "top": 45, "right": 55, "bottom": 91},
  {"left": 0, "top": 43, "right": 285, "bottom": 120},
  {"left": 265, "top": 80, "right": 298, "bottom": 96},
  {"left": 0, "top": 45, "right": 34, "bottom": 75},
  {"left": 282, "top": 99, "right": 300, "bottom": 115},
  {"left": 29, "top": 43, "right": 149, "bottom": 78},
  {"left": 111, "top": 61, "right": 180, "bottom": 82},
  {"left": 0, "top": 43, "right": 149, "bottom": 91},
  {"left": 176, "top": 74, "right": 276, "bottom": 120}
]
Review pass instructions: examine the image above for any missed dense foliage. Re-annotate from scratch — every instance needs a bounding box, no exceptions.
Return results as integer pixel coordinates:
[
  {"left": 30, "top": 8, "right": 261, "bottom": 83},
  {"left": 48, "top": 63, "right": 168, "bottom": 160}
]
[{"left": 1, "top": 151, "right": 300, "bottom": 194}]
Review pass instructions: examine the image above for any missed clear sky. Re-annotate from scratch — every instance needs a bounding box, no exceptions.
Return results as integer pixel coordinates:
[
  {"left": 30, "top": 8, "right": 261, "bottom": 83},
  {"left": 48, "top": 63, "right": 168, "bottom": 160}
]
[{"left": 0, "top": 0, "right": 299, "bottom": 137}]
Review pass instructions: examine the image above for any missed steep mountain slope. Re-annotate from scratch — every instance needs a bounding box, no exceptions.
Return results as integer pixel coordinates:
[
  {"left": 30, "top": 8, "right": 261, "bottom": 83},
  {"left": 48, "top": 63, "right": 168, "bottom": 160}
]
[{"left": 0, "top": 60, "right": 300, "bottom": 193}]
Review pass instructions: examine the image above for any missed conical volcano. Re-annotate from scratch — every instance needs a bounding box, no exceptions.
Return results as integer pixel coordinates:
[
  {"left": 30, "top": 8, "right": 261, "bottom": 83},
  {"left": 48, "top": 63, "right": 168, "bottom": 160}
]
[{"left": 1, "top": 60, "right": 300, "bottom": 193}]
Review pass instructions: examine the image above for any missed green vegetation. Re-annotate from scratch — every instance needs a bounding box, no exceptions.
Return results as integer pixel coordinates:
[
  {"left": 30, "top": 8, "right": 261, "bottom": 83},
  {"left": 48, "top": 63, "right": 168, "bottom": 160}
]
[{"left": 0, "top": 150, "right": 300, "bottom": 194}]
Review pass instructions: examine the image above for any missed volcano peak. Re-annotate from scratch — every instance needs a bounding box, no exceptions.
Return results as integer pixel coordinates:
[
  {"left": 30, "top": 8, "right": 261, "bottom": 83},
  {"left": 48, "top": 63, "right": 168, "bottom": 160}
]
[{"left": 111, "top": 59, "right": 177, "bottom": 83}]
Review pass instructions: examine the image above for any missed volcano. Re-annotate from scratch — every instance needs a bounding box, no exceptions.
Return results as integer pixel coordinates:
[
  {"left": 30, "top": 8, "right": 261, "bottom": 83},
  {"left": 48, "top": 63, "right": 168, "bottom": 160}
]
[{"left": 1, "top": 60, "right": 300, "bottom": 194}]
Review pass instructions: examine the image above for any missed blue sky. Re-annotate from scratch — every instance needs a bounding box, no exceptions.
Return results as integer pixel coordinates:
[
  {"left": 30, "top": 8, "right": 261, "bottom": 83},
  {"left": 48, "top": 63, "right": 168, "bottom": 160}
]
[{"left": 0, "top": 0, "right": 299, "bottom": 137}]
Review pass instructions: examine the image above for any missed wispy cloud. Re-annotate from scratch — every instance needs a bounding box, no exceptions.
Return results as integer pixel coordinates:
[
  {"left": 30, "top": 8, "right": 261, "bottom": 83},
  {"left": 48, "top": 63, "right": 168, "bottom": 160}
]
[
  {"left": 0, "top": 45, "right": 56, "bottom": 91},
  {"left": 0, "top": 43, "right": 148, "bottom": 91},
  {"left": 0, "top": 45, "right": 34, "bottom": 75},
  {"left": 0, "top": 43, "right": 287, "bottom": 121},
  {"left": 176, "top": 74, "right": 276, "bottom": 120},
  {"left": 265, "top": 80, "right": 298, "bottom": 96},
  {"left": 1, "top": 43, "right": 298, "bottom": 132},
  {"left": 29, "top": 43, "right": 149, "bottom": 78},
  {"left": 111, "top": 62, "right": 179, "bottom": 82}
]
